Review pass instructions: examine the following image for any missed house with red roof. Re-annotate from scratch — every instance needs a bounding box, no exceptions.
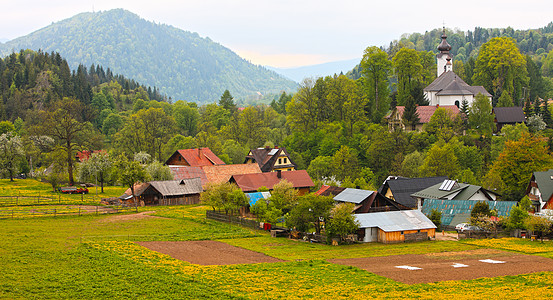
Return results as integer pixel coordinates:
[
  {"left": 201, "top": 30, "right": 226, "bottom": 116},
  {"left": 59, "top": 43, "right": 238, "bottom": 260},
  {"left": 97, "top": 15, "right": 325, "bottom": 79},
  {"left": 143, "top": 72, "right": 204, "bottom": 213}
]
[
  {"left": 229, "top": 170, "right": 314, "bottom": 195},
  {"left": 385, "top": 105, "right": 460, "bottom": 131},
  {"left": 165, "top": 148, "right": 225, "bottom": 167},
  {"left": 169, "top": 164, "right": 262, "bottom": 187}
]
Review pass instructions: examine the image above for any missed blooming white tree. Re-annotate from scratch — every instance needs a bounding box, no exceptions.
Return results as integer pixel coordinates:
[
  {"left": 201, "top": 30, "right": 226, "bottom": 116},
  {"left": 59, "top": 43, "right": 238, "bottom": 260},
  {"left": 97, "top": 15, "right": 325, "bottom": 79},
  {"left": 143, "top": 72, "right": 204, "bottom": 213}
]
[{"left": 0, "top": 132, "right": 24, "bottom": 181}]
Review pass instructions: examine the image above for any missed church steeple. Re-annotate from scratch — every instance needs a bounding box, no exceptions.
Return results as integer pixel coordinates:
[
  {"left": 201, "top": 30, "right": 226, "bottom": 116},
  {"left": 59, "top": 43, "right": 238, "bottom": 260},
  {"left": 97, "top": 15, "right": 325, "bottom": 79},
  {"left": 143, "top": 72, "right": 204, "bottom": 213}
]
[{"left": 436, "top": 26, "right": 453, "bottom": 77}]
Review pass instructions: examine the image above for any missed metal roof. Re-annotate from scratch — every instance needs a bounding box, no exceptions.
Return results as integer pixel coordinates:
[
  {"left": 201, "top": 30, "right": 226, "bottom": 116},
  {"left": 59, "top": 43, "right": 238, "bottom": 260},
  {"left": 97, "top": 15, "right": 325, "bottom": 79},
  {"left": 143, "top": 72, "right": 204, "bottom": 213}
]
[
  {"left": 421, "top": 199, "right": 518, "bottom": 226},
  {"left": 246, "top": 192, "right": 271, "bottom": 206},
  {"left": 145, "top": 178, "right": 203, "bottom": 197},
  {"left": 334, "top": 188, "right": 374, "bottom": 204},
  {"left": 355, "top": 210, "right": 436, "bottom": 232}
]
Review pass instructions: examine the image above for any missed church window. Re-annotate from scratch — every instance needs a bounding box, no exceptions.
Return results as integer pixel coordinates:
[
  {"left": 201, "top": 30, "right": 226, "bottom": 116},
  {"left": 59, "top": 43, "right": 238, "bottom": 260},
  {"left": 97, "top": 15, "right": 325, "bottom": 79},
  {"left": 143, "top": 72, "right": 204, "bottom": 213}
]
[{"left": 455, "top": 100, "right": 460, "bottom": 108}]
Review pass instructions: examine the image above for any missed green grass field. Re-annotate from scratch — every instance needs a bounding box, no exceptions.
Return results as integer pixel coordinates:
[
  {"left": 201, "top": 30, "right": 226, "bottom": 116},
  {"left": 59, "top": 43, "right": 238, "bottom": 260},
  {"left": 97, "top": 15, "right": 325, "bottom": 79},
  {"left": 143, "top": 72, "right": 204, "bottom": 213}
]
[{"left": 1, "top": 180, "right": 553, "bottom": 299}]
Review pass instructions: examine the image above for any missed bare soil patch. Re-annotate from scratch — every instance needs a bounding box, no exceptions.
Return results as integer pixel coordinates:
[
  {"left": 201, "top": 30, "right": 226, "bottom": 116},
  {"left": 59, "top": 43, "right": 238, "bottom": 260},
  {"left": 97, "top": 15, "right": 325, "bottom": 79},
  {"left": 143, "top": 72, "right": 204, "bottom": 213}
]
[
  {"left": 136, "top": 240, "right": 284, "bottom": 265},
  {"left": 329, "top": 249, "right": 553, "bottom": 284}
]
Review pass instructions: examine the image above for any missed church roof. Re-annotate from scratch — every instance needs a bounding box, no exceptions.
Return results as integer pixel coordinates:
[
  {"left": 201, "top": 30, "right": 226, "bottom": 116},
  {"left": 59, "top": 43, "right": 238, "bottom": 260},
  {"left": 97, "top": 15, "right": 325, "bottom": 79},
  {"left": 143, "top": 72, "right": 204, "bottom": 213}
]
[{"left": 424, "top": 71, "right": 492, "bottom": 97}]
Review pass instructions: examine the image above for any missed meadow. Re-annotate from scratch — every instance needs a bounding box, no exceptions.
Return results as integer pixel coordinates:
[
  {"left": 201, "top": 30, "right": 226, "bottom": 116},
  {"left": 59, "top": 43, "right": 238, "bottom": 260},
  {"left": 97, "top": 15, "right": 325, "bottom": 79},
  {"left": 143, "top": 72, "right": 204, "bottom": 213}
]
[{"left": 2, "top": 179, "right": 553, "bottom": 299}]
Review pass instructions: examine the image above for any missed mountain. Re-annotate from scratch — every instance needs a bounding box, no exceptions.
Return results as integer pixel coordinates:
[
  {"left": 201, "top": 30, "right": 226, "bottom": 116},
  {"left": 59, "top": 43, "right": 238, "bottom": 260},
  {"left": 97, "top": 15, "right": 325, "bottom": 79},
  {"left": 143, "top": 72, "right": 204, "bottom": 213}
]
[
  {"left": 266, "top": 58, "right": 361, "bottom": 83},
  {"left": 0, "top": 9, "right": 298, "bottom": 103}
]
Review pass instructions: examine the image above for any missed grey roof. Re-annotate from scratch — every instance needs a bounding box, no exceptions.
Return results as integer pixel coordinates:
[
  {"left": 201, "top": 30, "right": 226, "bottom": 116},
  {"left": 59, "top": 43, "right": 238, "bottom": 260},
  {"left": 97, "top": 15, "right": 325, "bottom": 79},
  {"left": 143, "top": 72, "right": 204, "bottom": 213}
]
[
  {"left": 424, "top": 71, "right": 491, "bottom": 97},
  {"left": 411, "top": 179, "right": 500, "bottom": 200},
  {"left": 380, "top": 176, "right": 447, "bottom": 208},
  {"left": 355, "top": 210, "right": 436, "bottom": 232},
  {"left": 534, "top": 169, "right": 553, "bottom": 204},
  {"left": 493, "top": 107, "right": 526, "bottom": 123},
  {"left": 334, "top": 188, "right": 373, "bottom": 204},
  {"left": 148, "top": 178, "right": 203, "bottom": 196}
]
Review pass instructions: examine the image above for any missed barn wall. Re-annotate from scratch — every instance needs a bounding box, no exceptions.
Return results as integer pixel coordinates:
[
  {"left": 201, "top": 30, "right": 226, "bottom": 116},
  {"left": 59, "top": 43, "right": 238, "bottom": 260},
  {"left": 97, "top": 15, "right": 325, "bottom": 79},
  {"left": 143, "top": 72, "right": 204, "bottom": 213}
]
[
  {"left": 166, "top": 155, "right": 190, "bottom": 166},
  {"left": 378, "top": 228, "right": 435, "bottom": 243}
]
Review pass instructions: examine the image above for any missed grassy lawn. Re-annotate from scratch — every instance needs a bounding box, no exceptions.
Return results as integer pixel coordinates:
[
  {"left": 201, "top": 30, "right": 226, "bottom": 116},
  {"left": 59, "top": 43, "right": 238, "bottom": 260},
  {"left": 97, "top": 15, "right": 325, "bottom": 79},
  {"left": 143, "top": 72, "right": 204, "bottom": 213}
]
[
  {"left": 2, "top": 180, "right": 553, "bottom": 298},
  {"left": 0, "top": 178, "right": 127, "bottom": 206}
]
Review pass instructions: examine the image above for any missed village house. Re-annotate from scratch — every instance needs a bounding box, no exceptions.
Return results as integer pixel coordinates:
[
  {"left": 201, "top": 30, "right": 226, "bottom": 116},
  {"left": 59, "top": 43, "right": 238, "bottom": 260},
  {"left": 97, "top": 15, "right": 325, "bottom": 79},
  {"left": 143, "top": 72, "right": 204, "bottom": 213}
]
[
  {"left": 123, "top": 178, "right": 203, "bottom": 206},
  {"left": 229, "top": 170, "right": 313, "bottom": 195},
  {"left": 411, "top": 179, "right": 500, "bottom": 210},
  {"left": 165, "top": 148, "right": 225, "bottom": 167},
  {"left": 333, "top": 188, "right": 409, "bottom": 214},
  {"left": 355, "top": 210, "right": 436, "bottom": 243},
  {"left": 526, "top": 169, "right": 553, "bottom": 212},
  {"left": 385, "top": 105, "right": 460, "bottom": 131},
  {"left": 378, "top": 176, "right": 448, "bottom": 209},
  {"left": 244, "top": 146, "right": 297, "bottom": 172},
  {"left": 493, "top": 106, "right": 526, "bottom": 132},
  {"left": 166, "top": 147, "right": 262, "bottom": 187}
]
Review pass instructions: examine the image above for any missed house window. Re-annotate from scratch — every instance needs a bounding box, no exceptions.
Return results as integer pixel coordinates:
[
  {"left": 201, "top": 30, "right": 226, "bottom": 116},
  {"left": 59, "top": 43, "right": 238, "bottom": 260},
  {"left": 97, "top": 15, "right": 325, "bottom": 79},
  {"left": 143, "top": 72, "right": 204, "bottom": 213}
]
[
  {"left": 455, "top": 100, "right": 460, "bottom": 108},
  {"left": 287, "top": 168, "right": 291, "bottom": 171},
  {"left": 400, "top": 231, "right": 404, "bottom": 235},
  {"left": 278, "top": 158, "right": 282, "bottom": 164},
  {"left": 284, "top": 157, "right": 288, "bottom": 163}
]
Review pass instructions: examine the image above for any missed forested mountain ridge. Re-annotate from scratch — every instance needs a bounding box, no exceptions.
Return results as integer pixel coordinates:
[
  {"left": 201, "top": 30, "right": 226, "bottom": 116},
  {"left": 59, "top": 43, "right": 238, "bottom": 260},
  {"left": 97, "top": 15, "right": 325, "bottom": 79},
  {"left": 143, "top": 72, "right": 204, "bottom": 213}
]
[{"left": 0, "top": 9, "right": 298, "bottom": 103}]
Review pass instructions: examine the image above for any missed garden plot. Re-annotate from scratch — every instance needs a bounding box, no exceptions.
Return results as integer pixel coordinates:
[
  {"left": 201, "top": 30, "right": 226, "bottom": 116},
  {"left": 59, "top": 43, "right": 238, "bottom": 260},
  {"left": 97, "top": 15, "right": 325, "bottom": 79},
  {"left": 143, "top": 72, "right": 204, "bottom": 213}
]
[
  {"left": 136, "top": 240, "right": 284, "bottom": 265},
  {"left": 329, "top": 249, "right": 553, "bottom": 284}
]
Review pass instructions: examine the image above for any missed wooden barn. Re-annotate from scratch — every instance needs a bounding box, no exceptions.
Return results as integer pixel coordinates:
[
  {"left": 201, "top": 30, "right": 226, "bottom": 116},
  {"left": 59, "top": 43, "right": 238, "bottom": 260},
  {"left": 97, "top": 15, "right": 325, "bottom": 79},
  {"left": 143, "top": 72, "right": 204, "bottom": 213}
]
[
  {"left": 355, "top": 210, "right": 436, "bottom": 243},
  {"left": 131, "top": 178, "right": 203, "bottom": 206}
]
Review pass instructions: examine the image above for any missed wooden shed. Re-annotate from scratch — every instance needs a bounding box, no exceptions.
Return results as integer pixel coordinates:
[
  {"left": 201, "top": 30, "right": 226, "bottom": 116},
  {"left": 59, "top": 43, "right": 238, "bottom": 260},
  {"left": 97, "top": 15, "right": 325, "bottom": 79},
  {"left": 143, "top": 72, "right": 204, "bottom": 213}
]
[
  {"left": 355, "top": 210, "right": 436, "bottom": 243},
  {"left": 132, "top": 178, "right": 203, "bottom": 206}
]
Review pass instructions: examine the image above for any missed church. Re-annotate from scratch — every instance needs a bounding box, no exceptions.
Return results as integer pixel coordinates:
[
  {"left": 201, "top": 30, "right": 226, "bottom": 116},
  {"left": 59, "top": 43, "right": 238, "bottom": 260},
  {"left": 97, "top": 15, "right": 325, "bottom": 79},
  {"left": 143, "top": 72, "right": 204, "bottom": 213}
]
[{"left": 423, "top": 28, "right": 492, "bottom": 107}]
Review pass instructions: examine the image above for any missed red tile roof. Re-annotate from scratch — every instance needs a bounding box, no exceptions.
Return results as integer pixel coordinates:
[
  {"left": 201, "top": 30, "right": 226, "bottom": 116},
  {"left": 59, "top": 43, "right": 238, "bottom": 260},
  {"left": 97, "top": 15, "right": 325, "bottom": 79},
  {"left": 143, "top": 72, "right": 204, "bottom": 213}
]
[
  {"left": 169, "top": 164, "right": 262, "bottom": 187},
  {"left": 393, "top": 105, "right": 460, "bottom": 123},
  {"left": 167, "top": 148, "right": 225, "bottom": 167},
  {"left": 230, "top": 170, "right": 314, "bottom": 192}
]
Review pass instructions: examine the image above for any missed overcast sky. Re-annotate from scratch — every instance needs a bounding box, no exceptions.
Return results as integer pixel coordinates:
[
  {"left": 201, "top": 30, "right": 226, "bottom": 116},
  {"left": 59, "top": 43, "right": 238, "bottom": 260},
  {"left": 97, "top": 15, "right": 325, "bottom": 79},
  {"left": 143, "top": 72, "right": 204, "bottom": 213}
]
[{"left": 1, "top": 0, "right": 553, "bottom": 68}]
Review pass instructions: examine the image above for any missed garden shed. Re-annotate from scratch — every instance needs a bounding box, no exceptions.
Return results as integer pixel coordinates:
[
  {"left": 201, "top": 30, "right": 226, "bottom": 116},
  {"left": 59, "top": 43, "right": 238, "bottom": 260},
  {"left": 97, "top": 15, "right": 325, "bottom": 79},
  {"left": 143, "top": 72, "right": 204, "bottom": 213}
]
[{"left": 355, "top": 210, "right": 436, "bottom": 243}]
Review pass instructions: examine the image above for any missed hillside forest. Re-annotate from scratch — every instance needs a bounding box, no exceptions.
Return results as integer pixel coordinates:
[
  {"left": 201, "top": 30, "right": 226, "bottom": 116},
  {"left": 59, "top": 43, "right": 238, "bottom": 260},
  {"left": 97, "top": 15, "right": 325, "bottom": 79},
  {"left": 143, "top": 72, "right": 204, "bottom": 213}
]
[{"left": 2, "top": 29, "right": 553, "bottom": 202}]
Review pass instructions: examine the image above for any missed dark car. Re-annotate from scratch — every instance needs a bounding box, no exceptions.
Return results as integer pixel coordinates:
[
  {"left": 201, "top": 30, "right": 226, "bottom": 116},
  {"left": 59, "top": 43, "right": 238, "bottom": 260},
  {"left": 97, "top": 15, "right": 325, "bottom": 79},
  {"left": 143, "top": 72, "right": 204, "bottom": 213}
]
[{"left": 58, "top": 186, "right": 89, "bottom": 194}]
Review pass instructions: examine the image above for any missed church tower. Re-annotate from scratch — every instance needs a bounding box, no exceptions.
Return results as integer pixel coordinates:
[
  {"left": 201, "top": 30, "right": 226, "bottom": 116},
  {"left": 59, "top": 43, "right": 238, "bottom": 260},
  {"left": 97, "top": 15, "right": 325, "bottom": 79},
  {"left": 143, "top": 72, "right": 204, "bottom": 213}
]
[{"left": 436, "top": 27, "right": 453, "bottom": 77}]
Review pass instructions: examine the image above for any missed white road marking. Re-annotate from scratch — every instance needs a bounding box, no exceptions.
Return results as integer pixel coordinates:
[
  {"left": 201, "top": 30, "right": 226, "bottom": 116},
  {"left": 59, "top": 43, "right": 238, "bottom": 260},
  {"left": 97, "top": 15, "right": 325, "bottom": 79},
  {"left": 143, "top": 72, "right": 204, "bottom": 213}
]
[
  {"left": 479, "top": 259, "right": 505, "bottom": 264},
  {"left": 452, "top": 263, "right": 469, "bottom": 268},
  {"left": 395, "top": 265, "right": 422, "bottom": 270}
]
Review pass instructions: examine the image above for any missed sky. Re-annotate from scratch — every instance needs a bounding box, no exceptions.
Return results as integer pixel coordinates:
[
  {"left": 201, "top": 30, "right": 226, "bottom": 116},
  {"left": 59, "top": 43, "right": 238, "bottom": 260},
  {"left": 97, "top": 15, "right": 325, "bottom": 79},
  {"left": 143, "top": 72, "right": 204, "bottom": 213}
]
[{"left": 1, "top": 0, "right": 553, "bottom": 68}]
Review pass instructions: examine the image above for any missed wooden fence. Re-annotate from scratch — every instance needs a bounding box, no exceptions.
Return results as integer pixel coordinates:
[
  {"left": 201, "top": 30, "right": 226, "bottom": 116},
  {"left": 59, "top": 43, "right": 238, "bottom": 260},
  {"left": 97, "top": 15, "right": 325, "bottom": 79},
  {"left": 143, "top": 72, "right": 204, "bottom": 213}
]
[
  {"left": 0, "top": 194, "right": 104, "bottom": 207},
  {"left": 0, "top": 205, "right": 135, "bottom": 219},
  {"left": 205, "top": 210, "right": 260, "bottom": 230}
]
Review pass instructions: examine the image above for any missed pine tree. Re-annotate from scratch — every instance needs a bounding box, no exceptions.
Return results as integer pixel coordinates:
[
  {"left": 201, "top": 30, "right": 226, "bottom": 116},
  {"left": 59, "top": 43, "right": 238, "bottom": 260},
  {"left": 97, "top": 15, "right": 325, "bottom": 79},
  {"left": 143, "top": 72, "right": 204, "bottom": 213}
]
[
  {"left": 460, "top": 98, "right": 470, "bottom": 116},
  {"left": 496, "top": 92, "right": 513, "bottom": 107},
  {"left": 534, "top": 97, "right": 542, "bottom": 116},
  {"left": 402, "top": 95, "right": 419, "bottom": 131},
  {"left": 523, "top": 97, "right": 533, "bottom": 117},
  {"left": 542, "top": 99, "right": 552, "bottom": 128},
  {"left": 219, "top": 90, "right": 237, "bottom": 114}
]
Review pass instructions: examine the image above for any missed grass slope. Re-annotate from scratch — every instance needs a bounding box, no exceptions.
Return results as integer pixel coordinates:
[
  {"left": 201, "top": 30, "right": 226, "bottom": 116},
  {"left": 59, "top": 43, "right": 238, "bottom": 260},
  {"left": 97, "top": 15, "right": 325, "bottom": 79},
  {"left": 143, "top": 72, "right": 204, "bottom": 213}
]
[{"left": 1, "top": 180, "right": 553, "bottom": 298}]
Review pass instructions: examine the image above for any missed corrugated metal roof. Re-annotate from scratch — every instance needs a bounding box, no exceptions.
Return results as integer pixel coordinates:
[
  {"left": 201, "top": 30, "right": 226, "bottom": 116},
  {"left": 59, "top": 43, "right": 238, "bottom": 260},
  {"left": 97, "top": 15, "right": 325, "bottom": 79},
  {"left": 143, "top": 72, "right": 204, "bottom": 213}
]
[
  {"left": 381, "top": 176, "right": 447, "bottom": 208},
  {"left": 334, "top": 188, "right": 373, "bottom": 204},
  {"left": 355, "top": 210, "right": 436, "bottom": 232},
  {"left": 421, "top": 199, "right": 518, "bottom": 226}
]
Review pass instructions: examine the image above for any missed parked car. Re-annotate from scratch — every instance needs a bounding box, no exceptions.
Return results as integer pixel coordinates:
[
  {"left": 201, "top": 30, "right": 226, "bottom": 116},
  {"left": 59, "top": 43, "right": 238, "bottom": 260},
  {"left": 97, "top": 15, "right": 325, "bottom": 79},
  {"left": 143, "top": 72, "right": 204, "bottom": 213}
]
[
  {"left": 455, "top": 223, "right": 470, "bottom": 232},
  {"left": 455, "top": 223, "right": 483, "bottom": 233},
  {"left": 58, "top": 186, "right": 89, "bottom": 194}
]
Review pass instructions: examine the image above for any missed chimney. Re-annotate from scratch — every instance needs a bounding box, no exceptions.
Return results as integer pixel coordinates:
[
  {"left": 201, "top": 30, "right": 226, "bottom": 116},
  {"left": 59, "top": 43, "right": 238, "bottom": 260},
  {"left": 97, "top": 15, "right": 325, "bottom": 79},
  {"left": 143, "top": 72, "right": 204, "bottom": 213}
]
[
  {"left": 198, "top": 147, "right": 201, "bottom": 157},
  {"left": 277, "top": 170, "right": 282, "bottom": 178}
]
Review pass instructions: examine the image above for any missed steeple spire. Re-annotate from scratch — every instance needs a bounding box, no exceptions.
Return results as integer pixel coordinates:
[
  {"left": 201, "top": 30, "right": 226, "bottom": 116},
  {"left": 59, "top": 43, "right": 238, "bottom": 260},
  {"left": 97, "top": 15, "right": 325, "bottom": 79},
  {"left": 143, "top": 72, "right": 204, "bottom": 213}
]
[{"left": 436, "top": 26, "right": 453, "bottom": 77}]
